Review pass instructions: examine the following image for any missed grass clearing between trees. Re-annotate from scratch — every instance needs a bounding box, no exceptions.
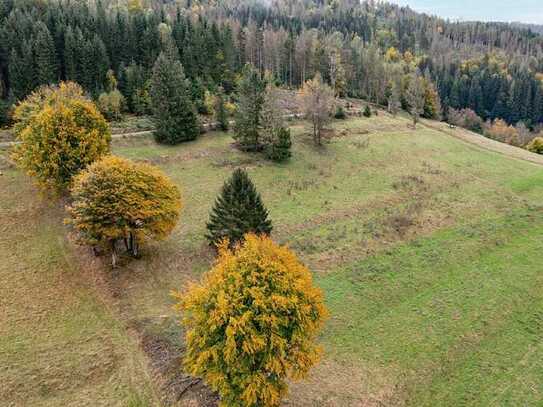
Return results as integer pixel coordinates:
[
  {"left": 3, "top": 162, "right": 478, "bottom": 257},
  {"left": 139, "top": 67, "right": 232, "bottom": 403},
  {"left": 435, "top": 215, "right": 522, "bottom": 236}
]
[{"left": 1, "top": 112, "right": 543, "bottom": 406}]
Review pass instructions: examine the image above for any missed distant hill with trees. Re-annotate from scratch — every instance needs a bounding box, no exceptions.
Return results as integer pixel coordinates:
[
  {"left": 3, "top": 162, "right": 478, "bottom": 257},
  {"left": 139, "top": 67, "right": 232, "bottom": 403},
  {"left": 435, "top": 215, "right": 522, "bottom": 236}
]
[{"left": 1, "top": 0, "right": 543, "bottom": 128}]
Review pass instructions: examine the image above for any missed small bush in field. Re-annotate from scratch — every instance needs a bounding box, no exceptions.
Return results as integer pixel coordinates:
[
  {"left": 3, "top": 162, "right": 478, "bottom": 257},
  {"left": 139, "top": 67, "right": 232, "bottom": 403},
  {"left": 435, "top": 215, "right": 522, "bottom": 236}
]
[
  {"left": 334, "top": 105, "right": 347, "bottom": 119},
  {"left": 265, "top": 127, "right": 292, "bottom": 162},
  {"left": 527, "top": 137, "right": 543, "bottom": 154},
  {"left": 447, "top": 107, "right": 483, "bottom": 133},
  {"left": 363, "top": 105, "right": 372, "bottom": 117},
  {"left": 484, "top": 119, "right": 521, "bottom": 146},
  {"left": 176, "top": 234, "right": 328, "bottom": 407},
  {"left": 97, "top": 89, "right": 125, "bottom": 121}
]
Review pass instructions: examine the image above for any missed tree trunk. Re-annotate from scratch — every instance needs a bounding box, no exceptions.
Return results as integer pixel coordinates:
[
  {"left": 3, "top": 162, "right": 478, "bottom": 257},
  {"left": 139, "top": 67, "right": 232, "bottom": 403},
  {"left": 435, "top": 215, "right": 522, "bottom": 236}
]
[
  {"left": 130, "top": 232, "right": 139, "bottom": 258},
  {"left": 111, "top": 240, "right": 117, "bottom": 268}
]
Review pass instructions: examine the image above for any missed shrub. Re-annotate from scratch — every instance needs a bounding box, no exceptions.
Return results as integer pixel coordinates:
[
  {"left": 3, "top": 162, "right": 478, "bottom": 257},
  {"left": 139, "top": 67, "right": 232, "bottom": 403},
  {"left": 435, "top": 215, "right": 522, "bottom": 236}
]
[
  {"left": 334, "top": 105, "right": 347, "bottom": 119},
  {"left": 484, "top": 119, "right": 521, "bottom": 146},
  {"left": 206, "top": 168, "right": 272, "bottom": 247},
  {"left": 0, "top": 99, "right": 12, "bottom": 127},
  {"left": 265, "top": 127, "right": 292, "bottom": 162},
  {"left": 67, "top": 155, "right": 181, "bottom": 266},
  {"left": 176, "top": 234, "right": 328, "bottom": 407},
  {"left": 97, "top": 89, "right": 125, "bottom": 121},
  {"left": 447, "top": 108, "right": 483, "bottom": 133},
  {"left": 132, "top": 84, "right": 152, "bottom": 115},
  {"left": 363, "top": 105, "right": 372, "bottom": 117},
  {"left": 526, "top": 137, "right": 543, "bottom": 154},
  {"left": 12, "top": 84, "right": 110, "bottom": 192},
  {"left": 203, "top": 90, "right": 216, "bottom": 116}
]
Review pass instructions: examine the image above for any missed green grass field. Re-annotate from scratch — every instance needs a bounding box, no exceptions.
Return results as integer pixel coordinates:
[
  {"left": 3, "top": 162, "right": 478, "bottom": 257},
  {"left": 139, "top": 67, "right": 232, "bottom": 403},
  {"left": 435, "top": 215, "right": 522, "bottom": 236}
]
[{"left": 1, "top": 112, "right": 542, "bottom": 406}]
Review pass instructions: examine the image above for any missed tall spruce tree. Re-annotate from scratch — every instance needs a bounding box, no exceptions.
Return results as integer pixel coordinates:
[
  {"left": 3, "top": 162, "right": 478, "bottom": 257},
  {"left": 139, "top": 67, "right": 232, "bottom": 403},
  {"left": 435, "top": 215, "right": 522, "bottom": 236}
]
[
  {"left": 206, "top": 168, "right": 272, "bottom": 247},
  {"left": 233, "top": 64, "right": 266, "bottom": 151},
  {"left": 215, "top": 86, "right": 229, "bottom": 131},
  {"left": 150, "top": 52, "right": 199, "bottom": 144},
  {"left": 34, "top": 23, "right": 57, "bottom": 86}
]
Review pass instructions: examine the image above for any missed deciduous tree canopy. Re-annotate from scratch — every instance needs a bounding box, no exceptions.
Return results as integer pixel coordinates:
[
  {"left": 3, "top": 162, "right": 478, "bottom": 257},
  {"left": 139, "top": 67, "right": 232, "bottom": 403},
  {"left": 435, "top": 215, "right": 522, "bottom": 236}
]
[
  {"left": 176, "top": 233, "right": 327, "bottom": 407},
  {"left": 67, "top": 155, "right": 181, "bottom": 265},
  {"left": 12, "top": 83, "right": 110, "bottom": 192}
]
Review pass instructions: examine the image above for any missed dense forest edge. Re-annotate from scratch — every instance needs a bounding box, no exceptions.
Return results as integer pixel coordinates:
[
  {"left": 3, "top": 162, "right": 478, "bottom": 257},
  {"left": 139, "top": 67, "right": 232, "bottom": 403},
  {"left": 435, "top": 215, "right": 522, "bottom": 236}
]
[{"left": 2, "top": 0, "right": 543, "bottom": 149}]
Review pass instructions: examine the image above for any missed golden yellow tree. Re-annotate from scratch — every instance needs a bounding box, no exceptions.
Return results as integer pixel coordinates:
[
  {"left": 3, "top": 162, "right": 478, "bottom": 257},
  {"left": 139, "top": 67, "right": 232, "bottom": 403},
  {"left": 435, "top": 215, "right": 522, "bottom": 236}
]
[
  {"left": 67, "top": 156, "right": 181, "bottom": 266},
  {"left": 527, "top": 136, "right": 543, "bottom": 154},
  {"left": 12, "top": 82, "right": 110, "bottom": 192},
  {"left": 176, "top": 234, "right": 328, "bottom": 407}
]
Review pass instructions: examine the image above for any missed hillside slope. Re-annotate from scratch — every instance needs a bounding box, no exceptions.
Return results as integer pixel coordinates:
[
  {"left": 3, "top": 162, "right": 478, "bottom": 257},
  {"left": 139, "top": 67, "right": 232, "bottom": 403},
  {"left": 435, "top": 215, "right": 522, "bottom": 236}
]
[{"left": 1, "top": 113, "right": 542, "bottom": 406}]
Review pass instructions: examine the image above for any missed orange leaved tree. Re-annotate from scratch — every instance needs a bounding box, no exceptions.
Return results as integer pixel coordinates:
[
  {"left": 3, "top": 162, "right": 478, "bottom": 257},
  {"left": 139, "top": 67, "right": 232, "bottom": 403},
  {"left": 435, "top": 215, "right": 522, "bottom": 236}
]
[
  {"left": 176, "top": 234, "right": 328, "bottom": 407},
  {"left": 67, "top": 155, "right": 181, "bottom": 266}
]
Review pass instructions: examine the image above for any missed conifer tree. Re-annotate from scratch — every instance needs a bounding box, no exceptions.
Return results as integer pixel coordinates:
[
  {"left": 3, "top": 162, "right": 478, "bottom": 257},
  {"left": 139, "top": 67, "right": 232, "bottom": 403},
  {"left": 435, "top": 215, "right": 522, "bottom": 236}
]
[
  {"left": 34, "top": 23, "right": 58, "bottom": 86},
  {"left": 150, "top": 52, "right": 199, "bottom": 144},
  {"left": 265, "top": 127, "right": 292, "bottom": 162},
  {"left": 261, "top": 81, "right": 291, "bottom": 161},
  {"left": 206, "top": 168, "right": 272, "bottom": 247},
  {"left": 233, "top": 64, "right": 266, "bottom": 151},
  {"left": 63, "top": 26, "right": 78, "bottom": 81},
  {"left": 214, "top": 86, "right": 229, "bottom": 131}
]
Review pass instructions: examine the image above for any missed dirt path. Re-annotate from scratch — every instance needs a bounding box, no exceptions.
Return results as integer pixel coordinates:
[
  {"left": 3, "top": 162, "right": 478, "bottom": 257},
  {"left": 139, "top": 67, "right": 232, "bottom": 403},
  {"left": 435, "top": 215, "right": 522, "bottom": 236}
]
[{"left": 421, "top": 119, "right": 543, "bottom": 167}]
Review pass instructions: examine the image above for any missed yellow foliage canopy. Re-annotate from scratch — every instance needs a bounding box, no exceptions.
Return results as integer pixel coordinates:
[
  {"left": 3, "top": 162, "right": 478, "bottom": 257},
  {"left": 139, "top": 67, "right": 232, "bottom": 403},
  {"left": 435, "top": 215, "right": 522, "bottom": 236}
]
[
  {"left": 176, "top": 234, "right": 328, "bottom": 407},
  {"left": 12, "top": 82, "right": 110, "bottom": 192},
  {"left": 67, "top": 155, "right": 181, "bottom": 249}
]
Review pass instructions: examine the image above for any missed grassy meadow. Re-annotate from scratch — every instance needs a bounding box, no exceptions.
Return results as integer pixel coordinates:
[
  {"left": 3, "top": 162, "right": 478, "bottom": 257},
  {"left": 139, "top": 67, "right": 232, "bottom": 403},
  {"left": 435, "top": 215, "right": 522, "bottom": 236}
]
[{"left": 1, "top": 112, "right": 542, "bottom": 406}]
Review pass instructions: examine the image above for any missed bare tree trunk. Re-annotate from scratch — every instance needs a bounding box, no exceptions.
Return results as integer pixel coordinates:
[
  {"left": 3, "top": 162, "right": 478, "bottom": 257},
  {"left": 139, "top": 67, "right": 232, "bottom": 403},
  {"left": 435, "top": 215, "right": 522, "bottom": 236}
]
[
  {"left": 130, "top": 232, "right": 139, "bottom": 258},
  {"left": 111, "top": 240, "right": 117, "bottom": 268}
]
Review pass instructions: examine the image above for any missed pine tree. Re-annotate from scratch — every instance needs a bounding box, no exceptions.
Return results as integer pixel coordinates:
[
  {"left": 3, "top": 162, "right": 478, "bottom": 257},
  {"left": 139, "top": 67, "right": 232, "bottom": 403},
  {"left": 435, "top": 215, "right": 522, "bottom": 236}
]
[
  {"left": 233, "top": 64, "right": 266, "bottom": 151},
  {"left": 63, "top": 26, "right": 77, "bottom": 81},
  {"left": 265, "top": 127, "right": 292, "bottom": 162},
  {"left": 34, "top": 23, "right": 58, "bottom": 86},
  {"left": 215, "top": 86, "right": 229, "bottom": 131},
  {"left": 206, "top": 168, "right": 272, "bottom": 247},
  {"left": 150, "top": 52, "right": 199, "bottom": 144}
]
